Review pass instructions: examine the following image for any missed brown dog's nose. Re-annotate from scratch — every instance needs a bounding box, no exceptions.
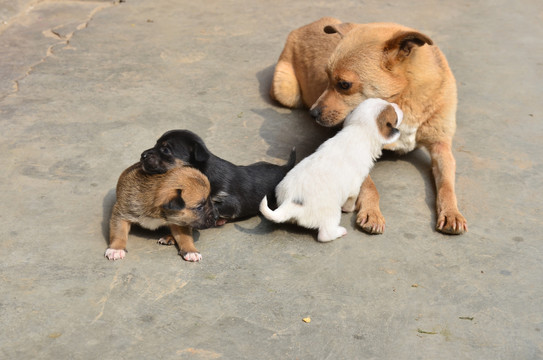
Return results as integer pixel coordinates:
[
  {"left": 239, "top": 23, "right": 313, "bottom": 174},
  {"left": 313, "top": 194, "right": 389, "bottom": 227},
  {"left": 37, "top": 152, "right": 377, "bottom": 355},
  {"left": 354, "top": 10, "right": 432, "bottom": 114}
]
[{"left": 309, "top": 107, "right": 321, "bottom": 119}]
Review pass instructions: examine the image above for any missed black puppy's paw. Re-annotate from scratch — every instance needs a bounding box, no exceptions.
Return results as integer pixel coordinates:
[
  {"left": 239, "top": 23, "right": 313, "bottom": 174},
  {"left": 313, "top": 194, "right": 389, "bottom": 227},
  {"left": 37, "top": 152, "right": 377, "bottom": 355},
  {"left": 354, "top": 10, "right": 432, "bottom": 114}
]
[{"left": 157, "top": 235, "right": 175, "bottom": 245}]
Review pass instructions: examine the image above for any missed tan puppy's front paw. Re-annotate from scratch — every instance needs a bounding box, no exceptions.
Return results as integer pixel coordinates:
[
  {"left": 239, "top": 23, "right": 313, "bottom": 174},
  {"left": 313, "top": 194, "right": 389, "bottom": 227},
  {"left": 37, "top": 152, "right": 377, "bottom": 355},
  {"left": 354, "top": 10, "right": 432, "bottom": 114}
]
[
  {"left": 436, "top": 210, "right": 468, "bottom": 235},
  {"left": 356, "top": 209, "right": 385, "bottom": 234},
  {"left": 105, "top": 248, "right": 126, "bottom": 260},
  {"left": 157, "top": 235, "right": 175, "bottom": 245},
  {"left": 181, "top": 252, "right": 202, "bottom": 262}
]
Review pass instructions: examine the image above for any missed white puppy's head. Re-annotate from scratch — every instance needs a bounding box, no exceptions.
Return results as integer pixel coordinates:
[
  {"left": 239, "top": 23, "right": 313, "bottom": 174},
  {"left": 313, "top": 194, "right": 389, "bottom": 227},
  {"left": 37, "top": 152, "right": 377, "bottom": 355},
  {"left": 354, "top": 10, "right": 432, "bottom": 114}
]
[{"left": 344, "top": 98, "right": 403, "bottom": 144}]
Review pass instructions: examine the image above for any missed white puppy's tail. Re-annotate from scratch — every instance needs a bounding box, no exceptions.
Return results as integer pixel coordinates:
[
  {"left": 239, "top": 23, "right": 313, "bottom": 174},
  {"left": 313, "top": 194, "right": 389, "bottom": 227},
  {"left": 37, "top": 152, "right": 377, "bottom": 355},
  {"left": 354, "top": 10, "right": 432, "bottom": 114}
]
[{"left": 260, "top": 196, "right": 301, "bottom": 224}]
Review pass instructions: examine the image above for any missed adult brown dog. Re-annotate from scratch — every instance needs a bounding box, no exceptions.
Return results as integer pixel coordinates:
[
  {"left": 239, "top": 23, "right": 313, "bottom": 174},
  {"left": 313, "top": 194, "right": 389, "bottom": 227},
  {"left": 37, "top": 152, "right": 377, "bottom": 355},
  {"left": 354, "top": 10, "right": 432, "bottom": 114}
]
[
  {"left": 270, "top": 17, "right": 467, "bottom": 235},
  {"left": 106, "top": 163, "right": 217, "bottom": 262}
]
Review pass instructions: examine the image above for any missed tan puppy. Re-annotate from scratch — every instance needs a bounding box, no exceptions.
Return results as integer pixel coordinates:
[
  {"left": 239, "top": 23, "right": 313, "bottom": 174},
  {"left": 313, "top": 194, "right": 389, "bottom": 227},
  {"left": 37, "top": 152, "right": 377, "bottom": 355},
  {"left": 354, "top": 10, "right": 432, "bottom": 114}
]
[
  {"left": 270, "top": 17, "right": 467, "bottom": 235},
  {"left": 106, "top": 163, "right": 217, "bottom": 262}
]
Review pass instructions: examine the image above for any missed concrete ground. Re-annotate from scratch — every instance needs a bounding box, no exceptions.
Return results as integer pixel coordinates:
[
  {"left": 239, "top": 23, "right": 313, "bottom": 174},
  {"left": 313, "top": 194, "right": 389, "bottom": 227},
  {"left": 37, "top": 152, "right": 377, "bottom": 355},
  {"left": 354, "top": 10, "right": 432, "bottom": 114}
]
[{"left": 1, "top": 0, "right": 542, "bottom": 359}]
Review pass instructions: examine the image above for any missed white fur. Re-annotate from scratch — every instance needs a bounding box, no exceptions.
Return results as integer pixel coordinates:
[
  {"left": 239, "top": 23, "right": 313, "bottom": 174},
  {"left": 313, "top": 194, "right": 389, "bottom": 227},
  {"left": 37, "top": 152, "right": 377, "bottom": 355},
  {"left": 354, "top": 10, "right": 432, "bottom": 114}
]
[
  {"left": 260, "top": 98, "right": 403, "bottom": 242},
  {"left": 104, "top": 248, "right": 126, "bottom": 260}
]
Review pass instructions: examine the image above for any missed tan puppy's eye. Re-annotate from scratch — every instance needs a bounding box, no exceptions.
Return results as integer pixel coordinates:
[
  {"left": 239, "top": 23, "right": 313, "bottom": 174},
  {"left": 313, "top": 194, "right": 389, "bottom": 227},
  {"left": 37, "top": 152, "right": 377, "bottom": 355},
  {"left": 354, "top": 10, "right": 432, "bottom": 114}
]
[{"left": 337, "top": 80, "right": 352, "bottom": 91}]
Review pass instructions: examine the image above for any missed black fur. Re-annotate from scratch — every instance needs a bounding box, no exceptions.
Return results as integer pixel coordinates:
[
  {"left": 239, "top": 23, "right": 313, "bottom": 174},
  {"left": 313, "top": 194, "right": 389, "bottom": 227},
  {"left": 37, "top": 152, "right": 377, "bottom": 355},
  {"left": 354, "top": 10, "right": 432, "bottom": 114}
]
[
  {"left": 141, "top": 130, "right": 296, "bottom": 223},
  {"left": 162, "top": 189, "right": 186, "bottom": 211}
]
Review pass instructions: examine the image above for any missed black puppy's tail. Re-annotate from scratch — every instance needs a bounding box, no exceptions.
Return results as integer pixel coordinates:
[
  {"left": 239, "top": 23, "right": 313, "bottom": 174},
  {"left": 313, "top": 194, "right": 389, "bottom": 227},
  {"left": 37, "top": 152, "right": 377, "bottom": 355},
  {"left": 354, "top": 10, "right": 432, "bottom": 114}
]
[{"left": 284, "top": 147, "right": 296, "bottom": 171}]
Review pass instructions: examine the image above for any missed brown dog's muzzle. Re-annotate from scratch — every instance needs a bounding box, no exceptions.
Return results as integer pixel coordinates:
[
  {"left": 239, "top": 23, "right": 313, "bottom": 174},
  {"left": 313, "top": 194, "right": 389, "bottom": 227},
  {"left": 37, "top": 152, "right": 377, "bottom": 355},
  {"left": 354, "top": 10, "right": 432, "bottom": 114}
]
[{"left": 310, "top": 105, "right": 346, "bottom": 127}]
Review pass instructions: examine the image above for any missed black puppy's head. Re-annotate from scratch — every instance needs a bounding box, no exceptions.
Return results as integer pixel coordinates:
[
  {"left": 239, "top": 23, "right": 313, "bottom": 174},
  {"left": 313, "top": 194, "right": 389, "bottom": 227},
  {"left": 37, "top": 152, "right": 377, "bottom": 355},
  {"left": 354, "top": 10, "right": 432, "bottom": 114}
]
[{"left": 140, "top": 130, "right": 211, "bottom": 174}]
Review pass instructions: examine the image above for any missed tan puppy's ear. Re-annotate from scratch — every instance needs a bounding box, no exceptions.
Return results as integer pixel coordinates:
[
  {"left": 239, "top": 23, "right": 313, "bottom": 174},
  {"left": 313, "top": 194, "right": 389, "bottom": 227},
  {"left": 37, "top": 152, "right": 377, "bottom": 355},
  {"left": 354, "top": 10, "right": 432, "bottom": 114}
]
[
  {"left": 383, "top": 31, "right": 433, "bottom": 68},
  {"left": 323, "top": 23, "right": 355, "bottom": 38},
  {"left": 163, "top": 189, "right": 186, "bottom": 210}
]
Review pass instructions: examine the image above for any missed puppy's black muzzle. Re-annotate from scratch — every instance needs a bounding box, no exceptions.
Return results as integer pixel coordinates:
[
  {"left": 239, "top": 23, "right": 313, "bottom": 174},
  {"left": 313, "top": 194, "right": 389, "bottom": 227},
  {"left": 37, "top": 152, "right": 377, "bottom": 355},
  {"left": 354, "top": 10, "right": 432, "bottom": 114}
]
[
  {"left": 194, "top": 204, "right": 219, "bottom": 230},
  {"left": 140, "top": 148, "right": 166, "bottom": 174}
]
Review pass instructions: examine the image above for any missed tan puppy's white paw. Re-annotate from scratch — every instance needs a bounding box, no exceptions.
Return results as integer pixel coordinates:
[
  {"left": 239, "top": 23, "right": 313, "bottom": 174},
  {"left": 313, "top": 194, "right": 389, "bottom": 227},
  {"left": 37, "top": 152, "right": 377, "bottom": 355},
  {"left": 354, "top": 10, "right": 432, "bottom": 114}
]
[
  {"left": 182, "top": 252, "right": 202, "bottom": 262},
  {"left": 157, "top": 235, "right": 175, "bottom": 245},
  {"left": 105, "top": 248, "right": 126, "bottom": 260}
]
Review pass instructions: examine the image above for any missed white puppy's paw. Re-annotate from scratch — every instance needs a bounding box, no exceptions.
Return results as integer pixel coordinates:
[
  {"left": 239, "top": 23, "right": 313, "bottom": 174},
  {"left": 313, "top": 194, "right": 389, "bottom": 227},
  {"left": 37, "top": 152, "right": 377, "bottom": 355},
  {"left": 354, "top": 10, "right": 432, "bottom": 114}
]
[
  {"left": 317, "top": 226, "right": 347, "bottom": 242},
  {"left": 182, "top": 252, "right": 202, "bottom": 262},
  {"left": 105, "top": 248, "right": 126, "bottom": 260}
]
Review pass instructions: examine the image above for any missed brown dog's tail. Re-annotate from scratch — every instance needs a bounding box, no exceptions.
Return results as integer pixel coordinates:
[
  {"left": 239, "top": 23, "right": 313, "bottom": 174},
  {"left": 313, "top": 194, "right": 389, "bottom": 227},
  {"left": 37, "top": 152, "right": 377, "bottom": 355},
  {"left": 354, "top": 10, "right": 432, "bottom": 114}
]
[{"left": 270, "top": 61, "right": 303, "bottom": 108}]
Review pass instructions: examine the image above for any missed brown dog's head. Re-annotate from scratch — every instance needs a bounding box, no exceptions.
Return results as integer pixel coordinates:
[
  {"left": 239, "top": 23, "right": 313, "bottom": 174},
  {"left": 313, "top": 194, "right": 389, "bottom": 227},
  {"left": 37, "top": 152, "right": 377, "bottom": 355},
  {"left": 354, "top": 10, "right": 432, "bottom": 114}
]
[
  {"left": 156, "top": 167, "right": 218, "bottom": 229},
  {"left": 309, "top": 22, "right": 433, "bottom": 127}
]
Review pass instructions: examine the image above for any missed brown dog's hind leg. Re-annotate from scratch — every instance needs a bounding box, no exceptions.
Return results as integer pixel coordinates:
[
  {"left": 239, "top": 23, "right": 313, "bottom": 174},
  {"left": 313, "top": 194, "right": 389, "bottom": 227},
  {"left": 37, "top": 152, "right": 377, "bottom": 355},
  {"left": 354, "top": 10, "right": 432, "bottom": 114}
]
[
  {"left": 270, "top": 60, "right": 303, "bottom": 108},
  {"left": 169, "top": 225, "right": 201, "bottom": 262},
  {"left": 426, "top": 141, "right": 468, "bottom": 234},
  {"left": 355, "top": 176, "right": 386, "bottom": 234}
]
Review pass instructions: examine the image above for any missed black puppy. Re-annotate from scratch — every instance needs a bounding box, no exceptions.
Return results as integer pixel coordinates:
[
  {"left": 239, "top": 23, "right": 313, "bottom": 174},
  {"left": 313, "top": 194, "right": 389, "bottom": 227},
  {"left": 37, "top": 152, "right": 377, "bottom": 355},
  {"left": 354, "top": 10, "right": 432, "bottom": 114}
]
[{"left": 141, "top": 130, "right": 296, "bottom": 225}]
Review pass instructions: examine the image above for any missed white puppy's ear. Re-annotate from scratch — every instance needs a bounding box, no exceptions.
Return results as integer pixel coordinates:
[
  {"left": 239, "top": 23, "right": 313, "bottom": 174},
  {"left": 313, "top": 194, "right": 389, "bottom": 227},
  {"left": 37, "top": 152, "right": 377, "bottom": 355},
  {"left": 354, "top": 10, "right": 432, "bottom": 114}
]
[
  {"left": 376, "top": 104, "right": 401, "bottom": 143},
  {"left": 323, "top": 22, "right": 356, "bottom": 38}
]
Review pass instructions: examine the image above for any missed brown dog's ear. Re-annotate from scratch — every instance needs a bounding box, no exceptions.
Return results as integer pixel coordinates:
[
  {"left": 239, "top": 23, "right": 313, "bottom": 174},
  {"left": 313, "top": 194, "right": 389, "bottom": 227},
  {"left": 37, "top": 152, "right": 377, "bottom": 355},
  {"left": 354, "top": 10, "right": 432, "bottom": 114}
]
[
  {"left": 163, "top": 189, "right": 186, "bottom": 211},
  {"left": 323, "top": 23, "right": 355, "bottom": 38},
  {"left": 384, "top": 31, "right": 433, "bottom": 67}
]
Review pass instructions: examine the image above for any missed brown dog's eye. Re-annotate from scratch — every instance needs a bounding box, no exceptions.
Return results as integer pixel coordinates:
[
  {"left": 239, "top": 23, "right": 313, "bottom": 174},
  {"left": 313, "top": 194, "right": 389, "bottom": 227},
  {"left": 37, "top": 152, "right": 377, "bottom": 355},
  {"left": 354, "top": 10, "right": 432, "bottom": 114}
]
[{"left": 337, "top": 80, "right": 352, "bottom": 91}]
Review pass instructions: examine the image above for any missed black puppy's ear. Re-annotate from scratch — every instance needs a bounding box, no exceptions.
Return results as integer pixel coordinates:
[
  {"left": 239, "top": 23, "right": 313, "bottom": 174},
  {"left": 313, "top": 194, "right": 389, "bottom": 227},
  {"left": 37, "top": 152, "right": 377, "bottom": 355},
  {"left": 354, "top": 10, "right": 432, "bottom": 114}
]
[
  {"left": 163, "top": 189, "right": 186, "bottom": 210},
  {"left": 192, "top": 140, "right": 211, "bottom": 163}
]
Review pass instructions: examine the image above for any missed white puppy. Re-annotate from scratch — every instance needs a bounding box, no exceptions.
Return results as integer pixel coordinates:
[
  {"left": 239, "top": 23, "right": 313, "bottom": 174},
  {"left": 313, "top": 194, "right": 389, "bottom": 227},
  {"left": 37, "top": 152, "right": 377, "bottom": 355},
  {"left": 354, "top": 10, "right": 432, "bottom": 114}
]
[{"left": 260, "top": 98, "right": 403, "bottom": 241}]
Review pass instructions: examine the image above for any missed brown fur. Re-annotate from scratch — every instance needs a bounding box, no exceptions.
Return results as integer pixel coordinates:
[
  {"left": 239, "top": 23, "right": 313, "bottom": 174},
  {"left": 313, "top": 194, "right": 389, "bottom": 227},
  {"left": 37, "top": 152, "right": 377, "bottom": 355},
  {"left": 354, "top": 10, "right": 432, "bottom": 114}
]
[
  {"left": 270, "top": 18, "right": 467, "bottom": 234},
  {"left": 376, "top": 104, "right": 400, "bottom": 139},
  {"left": 108, "top": 163, "right": 216, "bottom": 260}
]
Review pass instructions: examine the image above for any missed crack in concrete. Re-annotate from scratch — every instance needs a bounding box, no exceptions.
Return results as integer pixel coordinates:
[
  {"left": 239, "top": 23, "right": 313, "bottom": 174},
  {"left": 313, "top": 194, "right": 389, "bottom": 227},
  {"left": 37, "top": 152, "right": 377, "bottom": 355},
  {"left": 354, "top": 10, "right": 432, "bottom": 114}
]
[{"left": 3, "top": 0, "right": 122, "bottom": 100}]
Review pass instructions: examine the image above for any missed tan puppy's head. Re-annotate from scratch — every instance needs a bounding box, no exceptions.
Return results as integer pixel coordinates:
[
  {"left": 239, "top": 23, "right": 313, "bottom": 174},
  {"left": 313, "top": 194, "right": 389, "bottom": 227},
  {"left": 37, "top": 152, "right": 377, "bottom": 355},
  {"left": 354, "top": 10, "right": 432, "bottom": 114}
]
[
  {"left": 309, "top": 22, "right": 433, "bottom": 127},
  {"left": 155, "top": 167, "right": 217, "bottom": 230}
]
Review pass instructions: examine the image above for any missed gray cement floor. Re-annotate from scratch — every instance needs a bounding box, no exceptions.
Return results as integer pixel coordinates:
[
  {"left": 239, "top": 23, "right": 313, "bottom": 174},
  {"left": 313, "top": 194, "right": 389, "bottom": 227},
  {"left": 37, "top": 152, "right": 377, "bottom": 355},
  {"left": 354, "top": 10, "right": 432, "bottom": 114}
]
[{"left": 1, "top": 0, "right": 542, "bottom": 359}]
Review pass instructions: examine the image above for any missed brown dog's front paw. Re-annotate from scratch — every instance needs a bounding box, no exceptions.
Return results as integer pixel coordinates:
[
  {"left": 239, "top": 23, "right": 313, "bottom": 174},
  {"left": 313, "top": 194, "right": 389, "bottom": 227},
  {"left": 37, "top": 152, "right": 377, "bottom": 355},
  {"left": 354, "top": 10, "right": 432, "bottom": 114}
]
[
  {"left": 356, "top": 209, "right": 385, "bottom": 234},
  {"left": 436, "top": 210, "right": 468, "bottom": 235}
]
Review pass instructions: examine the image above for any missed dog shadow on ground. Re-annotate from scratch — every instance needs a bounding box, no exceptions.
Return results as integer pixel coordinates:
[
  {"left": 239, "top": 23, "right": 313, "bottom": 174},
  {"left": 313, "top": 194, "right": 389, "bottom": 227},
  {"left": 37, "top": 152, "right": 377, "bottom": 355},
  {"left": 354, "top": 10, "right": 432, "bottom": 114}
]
[
  {"left": 234, "top": 215, "right": 318, "bottom": 241},
  {"left": 254, "top": 65, "right": 337, "bottom": 163},
  {"left": 368, "top": 149, "right": 437, "bottom": 232},
  {"left": 101, "top": 189, "right": 200, "bottom": 252}
]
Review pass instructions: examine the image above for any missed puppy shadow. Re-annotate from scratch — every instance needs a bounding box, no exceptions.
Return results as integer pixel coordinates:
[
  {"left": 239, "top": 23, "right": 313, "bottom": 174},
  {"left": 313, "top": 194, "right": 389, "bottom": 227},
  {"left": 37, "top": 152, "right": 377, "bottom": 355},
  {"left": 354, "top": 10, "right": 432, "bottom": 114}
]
[
  {"left": 101, "top": 189, "right": 200, "bottom": 251},
  {"left": 234, "top": 215, "right": 317, "bottom": 240}
]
